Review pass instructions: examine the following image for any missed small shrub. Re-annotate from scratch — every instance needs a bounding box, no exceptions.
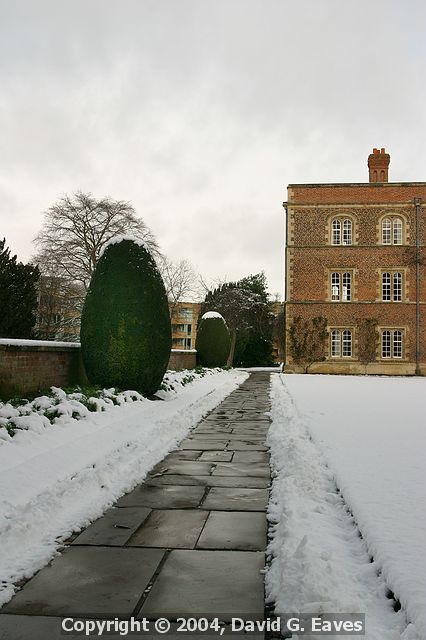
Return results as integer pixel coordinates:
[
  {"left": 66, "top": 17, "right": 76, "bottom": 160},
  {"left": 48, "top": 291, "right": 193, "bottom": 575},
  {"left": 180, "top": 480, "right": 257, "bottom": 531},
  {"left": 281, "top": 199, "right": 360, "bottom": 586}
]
[{"left": 196, "top": 313, "right": 231, "bottom": 368}]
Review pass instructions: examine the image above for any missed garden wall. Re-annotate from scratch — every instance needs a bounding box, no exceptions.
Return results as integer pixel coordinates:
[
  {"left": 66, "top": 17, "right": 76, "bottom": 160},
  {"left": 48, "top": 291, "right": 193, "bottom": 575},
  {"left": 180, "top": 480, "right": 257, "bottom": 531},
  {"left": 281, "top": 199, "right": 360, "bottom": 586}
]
[
  {"left": 0, "top": 341, "right": 197, "bottom": 398},
  {"left": 168, "top": 349, "right": 197, "bottom": 371}
]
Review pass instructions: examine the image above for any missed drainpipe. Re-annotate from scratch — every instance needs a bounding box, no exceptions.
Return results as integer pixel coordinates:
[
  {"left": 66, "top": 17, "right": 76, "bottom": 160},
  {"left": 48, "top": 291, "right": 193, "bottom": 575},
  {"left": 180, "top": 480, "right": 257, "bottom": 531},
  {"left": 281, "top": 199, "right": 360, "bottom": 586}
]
[
  {"left": 282, "top": 201, "right": 288, "bottom": 367},
  {"left": 414, "top": 197, "right": 421, "bottom": 376}
]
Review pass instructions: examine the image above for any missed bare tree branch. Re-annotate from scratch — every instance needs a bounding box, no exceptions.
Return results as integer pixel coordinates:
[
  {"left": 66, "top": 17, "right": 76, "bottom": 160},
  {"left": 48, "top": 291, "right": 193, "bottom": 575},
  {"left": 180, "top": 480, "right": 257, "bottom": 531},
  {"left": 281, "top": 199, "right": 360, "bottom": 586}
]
[{"left": 33, "top": 191, "right": 160, "bottom": 291}]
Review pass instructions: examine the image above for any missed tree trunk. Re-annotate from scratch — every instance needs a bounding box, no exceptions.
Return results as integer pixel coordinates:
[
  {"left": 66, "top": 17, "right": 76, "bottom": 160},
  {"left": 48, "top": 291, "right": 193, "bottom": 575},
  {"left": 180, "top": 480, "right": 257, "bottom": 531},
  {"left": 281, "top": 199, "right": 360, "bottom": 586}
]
[{"left": 227, "top": 330, "right": 237, "bottom": 368}]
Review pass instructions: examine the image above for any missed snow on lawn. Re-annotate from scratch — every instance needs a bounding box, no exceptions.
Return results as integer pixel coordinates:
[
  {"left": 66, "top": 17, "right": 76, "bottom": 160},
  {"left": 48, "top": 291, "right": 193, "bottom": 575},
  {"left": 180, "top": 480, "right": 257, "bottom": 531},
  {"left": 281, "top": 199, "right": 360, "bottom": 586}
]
[
  {"left": 267, "top": 373, "right": 425, "bottom": 640},
  {"left": 0, "top": 368, "right": 248, "bottom": 608}
]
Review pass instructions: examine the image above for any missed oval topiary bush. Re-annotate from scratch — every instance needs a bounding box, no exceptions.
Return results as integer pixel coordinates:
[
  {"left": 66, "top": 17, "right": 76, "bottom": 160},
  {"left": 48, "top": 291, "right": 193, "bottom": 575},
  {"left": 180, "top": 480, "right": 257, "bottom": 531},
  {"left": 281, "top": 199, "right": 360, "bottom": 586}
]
[
  {"left": 196, "top": 311, "right": 231, "bottom": 367},
  {"left": 80, "top": 237, "right": 171, "bottom": 395}
]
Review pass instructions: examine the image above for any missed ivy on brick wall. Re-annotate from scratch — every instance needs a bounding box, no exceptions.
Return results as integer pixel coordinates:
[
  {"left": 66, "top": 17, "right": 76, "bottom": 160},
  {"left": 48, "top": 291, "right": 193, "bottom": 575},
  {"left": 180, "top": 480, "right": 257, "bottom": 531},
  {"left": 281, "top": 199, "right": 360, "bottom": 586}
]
[{"left": 289, "top": 315, "right": 328, "bottom": 373}]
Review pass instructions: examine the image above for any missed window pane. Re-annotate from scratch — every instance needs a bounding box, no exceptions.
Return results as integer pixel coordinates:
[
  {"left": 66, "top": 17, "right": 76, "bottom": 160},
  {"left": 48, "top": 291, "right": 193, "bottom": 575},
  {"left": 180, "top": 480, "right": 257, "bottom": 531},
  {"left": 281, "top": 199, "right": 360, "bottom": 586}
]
[
  {"left": 393, "top": 331, "right": 402, "bottom": 358},
  {"left": 393, "top": 219, "right": 403, "bottom": 245},
  {"left": 343, "top": 219, "right": 352, "bottom": 245},
  {"left": 331, "top": 272, "right": 340, "bottom": 300},
  {"left": 342, "top": 330, "right": 352, "bottom": 357},
  {"left": 382, "top": 331, "right": 391, "bottom": 358},
  {"left": 342, "top": 272, "right": 351, "bottom": 301},
  {"left": 382, "top": 272, "right": 391, "bottom": 301},
  {"left": 331, "top": 330, "right": 341, "bottom": 357},
  {"left": 382, "top": 218, "right": 391, "bottom": 244},
  {"left": 393, "top": 272, "right": 402, "bottom": 301},
  {"left": 332, "top": 219, "right": 341, "bottom": 245}
]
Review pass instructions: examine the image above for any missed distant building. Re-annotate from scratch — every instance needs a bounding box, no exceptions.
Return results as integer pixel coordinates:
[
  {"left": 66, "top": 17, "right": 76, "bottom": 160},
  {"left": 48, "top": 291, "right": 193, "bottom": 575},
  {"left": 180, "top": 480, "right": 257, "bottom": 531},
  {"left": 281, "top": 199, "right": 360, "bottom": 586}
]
[
  {"left": 170, "top": 302, "right": 201, "bottom": 351},
  {"left": 283, "top": 148, "right": 426, "bottom": 375}
]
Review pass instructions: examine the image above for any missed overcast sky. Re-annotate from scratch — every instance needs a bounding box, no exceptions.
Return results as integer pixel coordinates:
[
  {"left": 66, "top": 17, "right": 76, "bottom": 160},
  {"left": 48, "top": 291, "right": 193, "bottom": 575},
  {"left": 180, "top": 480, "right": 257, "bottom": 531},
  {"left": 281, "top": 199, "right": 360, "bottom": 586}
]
[{"left": 1, "top": 0, "right": 426, "bottom": 298}]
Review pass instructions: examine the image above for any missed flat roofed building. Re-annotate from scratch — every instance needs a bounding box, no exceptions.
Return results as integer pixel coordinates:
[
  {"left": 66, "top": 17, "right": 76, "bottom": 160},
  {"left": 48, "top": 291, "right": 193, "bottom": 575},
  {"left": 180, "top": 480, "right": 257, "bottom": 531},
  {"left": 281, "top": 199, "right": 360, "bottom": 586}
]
[{"left": 170, "top": 301, "right": 201, "bottom": 351}]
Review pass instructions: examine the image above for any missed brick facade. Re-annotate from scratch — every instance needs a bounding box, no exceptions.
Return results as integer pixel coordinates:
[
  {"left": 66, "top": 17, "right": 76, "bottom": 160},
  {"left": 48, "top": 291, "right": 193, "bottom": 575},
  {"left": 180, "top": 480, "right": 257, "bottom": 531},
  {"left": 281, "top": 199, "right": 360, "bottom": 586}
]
[{"left": 284, "top": 150, "right": 426, "bottom": 375}]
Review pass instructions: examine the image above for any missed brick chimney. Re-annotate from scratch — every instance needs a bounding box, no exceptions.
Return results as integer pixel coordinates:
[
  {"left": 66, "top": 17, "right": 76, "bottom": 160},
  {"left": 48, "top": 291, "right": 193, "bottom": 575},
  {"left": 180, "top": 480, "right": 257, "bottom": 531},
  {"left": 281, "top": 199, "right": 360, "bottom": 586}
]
[{"left": 368, "top": 147, "right": 390, "bottom": 182}]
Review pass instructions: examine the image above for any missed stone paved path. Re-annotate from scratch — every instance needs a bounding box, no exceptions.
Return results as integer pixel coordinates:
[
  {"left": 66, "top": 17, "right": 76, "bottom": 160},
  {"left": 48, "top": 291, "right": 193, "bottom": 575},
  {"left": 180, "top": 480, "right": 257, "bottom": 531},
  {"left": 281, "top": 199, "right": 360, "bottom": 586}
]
[{"left": 0, "top": 372, "right": 271, "bottom": 639}]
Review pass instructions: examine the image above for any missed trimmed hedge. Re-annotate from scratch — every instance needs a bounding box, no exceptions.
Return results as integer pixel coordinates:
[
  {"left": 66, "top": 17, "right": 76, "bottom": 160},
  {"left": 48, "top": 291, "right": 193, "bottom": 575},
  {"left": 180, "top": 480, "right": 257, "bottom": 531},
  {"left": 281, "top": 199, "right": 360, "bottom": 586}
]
[
  {"left": 196, "top": 313, "right": 230, "bottom": 367},
  {"left": 80, "top": 238, "right": 171, "bottom": 395}
]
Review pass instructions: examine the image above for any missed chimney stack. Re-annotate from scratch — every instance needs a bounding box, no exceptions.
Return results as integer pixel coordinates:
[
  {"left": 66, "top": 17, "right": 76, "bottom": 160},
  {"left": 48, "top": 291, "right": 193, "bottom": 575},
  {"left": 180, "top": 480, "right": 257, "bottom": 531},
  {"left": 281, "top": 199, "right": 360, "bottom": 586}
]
[{"left": 368, "top": 147, "right": 390, "bottom": 182}]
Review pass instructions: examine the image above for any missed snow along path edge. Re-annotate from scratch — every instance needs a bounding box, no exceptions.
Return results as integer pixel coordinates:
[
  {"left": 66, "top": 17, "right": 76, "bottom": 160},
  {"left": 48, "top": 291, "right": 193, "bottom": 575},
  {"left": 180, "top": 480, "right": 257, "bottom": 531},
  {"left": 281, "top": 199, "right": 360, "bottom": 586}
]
[
  {"left": 266, "top": 374, "right": 414, "bottom": 640},
  {"left": 0, "top": 369, "right": 248, "bottom": 608}
]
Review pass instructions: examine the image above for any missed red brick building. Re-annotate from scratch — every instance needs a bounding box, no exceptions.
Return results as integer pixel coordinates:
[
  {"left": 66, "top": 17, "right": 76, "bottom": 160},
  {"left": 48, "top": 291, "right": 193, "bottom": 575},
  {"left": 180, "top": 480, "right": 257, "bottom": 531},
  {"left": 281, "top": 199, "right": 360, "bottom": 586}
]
[{"left": 283, "top": 148, "right": 426, "bottom": 375}]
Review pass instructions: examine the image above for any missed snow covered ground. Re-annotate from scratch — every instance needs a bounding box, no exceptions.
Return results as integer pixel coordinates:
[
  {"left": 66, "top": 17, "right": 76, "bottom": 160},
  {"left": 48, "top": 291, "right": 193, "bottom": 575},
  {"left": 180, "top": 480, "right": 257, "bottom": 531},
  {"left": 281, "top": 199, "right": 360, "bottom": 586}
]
[
  {"left": 267, "top": 373, "right": 425, "bottom": 640},
  {"left": 0, "top": 368, "right": 248, "bottom": 608}
]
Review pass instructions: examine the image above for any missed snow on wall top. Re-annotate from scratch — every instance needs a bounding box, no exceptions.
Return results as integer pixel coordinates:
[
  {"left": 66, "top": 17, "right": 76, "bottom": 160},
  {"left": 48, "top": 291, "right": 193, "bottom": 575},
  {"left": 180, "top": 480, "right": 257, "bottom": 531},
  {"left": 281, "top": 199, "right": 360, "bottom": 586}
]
[
  {"left": 201, "top": 311, "right": 225, "bottom": 321},
  {"left": 99, "top": 235, "right": 149, "bottom": 259},
  {"left": 0, "top": 339, "right": 80, "bottom": 349}
]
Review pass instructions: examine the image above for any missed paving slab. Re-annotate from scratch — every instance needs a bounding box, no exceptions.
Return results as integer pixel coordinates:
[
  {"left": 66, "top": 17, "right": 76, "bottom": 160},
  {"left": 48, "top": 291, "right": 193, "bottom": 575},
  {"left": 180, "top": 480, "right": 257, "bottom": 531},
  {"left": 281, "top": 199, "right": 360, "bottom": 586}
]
[
  {"left": 179, "top": 439, "right": 228, "bottom": 450},
  {"left": 192, "top": 425, "right": 232, "bottom": 433},
  {"left": 149, "top": 461, "right": 214, "bottom": 476},
  {"left": 140, "top": 550, "right": 265, "bottom": 621},
  {"left": 196, "top": 512, "right": 267, "bottom": 551},
  {"left": 161, "top": 450, "right": 203, "bottom": 461},
  {"left": 201, "top": 487, "right": 269, "bottom": 511},
  {"left": 232, "top": 451, "right": 269, "bottom": 463},
  {"left": 226, "top": 442, "right": 268, "bottom": 451},
  {"left": 146, "top": 474, "right": 269, "bottom": 489},
  {"left": 128, "top": 509, "right": 208, "bottom": 549},
  {"left": 72, "top": 506, "right": 151, "bottom": 546},
  {"left": 198, "top": 450, "right": 234, "bottom": 462},
  {"left": 116, "top": 485, "right": 205, "bottom": 509},
  {"left": 212, "top": 462, "right": 270, "bottom": 478},
  {"left": 3, "top": 547, "right": 164, "bottom": 617},
  {"left": 0, "top": 615, "right": 67, "bottom": 640},
  {"left": 1, "top": 372, "right": 272, "bottom": 631},
  {"left": 0, "top": 616, "right": 264, "bottom": 640}
]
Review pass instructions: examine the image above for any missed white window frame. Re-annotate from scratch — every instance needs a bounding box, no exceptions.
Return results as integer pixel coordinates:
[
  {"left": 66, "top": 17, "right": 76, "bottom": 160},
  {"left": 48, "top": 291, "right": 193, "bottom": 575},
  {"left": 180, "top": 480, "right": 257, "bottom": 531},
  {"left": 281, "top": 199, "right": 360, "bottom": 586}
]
[
  {"left": 330, "top": 328, "right": 352, "bottom": 358},
  {"left": 330, "top": 271, "right": 352, "bottom": 302},
  {"left": 381, "top": 270, "right": 403, "bottom": 302},
  {"left": 381, "top": 329, "right": 404, "bottom": 359},
  {"left": 382, "top": 217, "right": 404, "bottom": 245},
  {"left": 331, "top": 217, "right": 353, "bottom": 245}
]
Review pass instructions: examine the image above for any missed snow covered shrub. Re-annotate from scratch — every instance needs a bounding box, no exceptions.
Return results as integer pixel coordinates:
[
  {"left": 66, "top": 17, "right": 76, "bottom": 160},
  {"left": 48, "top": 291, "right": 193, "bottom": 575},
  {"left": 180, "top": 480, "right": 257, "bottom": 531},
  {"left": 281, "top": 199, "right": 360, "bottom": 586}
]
[
  {"left": 80, "top": 237, "right": 171, "bottom": 395},
  {"left": 196, "top": 312, "right": 231, "bottom": 368}
]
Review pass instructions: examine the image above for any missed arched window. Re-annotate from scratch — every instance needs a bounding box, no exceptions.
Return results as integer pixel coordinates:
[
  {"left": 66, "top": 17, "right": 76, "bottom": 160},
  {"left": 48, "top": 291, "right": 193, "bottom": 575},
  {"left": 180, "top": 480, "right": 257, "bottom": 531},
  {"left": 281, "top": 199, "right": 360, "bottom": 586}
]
[
  {"left": 332, "top": 219, "right": 341, "bottom": 245},
  {"left": 331, "top": 217, "right": 353, "bottom": 245},
  {"left": 382, "top": 272, "right": 391, "bottom": 301},
  {"left": 381, "top": 329, "right": 404, "bottom": 359},
  {"left": 382, "top": 218, "right": 391, "bottom": 244},
  {"left": 330, "top": 329, "right": 352, "bottom": 357},
  {"left": 342, "top": 330, "right": 352, "bottom": 357},
  {"left": 331, "top": 330, "right": 341, "bottom": 357},
  {"left": 382, "top": 216, "right": 404, "bottom": 245},
  {"left": 331, "top": 271, "right": 352, "bottom": 301},
  {"left": 342, "top": 272, "right": 351, "bottom": 301},
  {"left": 381, "top": 271, "right": 403, "bottom": 301},
  {"left": 393, "top": 272, "right": 402, "bottom": 301},
  {"left": 331, "top": 272, "right": 340, "bottom": 300},
  {"left": 393, "top": 219, "right": 403, "bottom": 245},
  {"left": 393, "top": 331, "right": 402, "bottom": 358},
  {"left": 342, "top": 219, "right": 352, "bottom": 245}
]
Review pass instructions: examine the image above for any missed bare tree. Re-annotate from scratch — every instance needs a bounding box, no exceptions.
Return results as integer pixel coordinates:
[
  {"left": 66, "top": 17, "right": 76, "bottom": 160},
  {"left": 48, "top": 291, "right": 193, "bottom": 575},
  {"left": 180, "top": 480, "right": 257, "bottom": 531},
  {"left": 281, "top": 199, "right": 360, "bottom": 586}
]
[
  {"left": 33, "top": 191, "right": 160, "bottom": 340},
  {"left": 33, "top": 191, "right": 160, "bottom": 291},
  {"left": 160, "top": 257, "right": 202, "bottom": 318}
]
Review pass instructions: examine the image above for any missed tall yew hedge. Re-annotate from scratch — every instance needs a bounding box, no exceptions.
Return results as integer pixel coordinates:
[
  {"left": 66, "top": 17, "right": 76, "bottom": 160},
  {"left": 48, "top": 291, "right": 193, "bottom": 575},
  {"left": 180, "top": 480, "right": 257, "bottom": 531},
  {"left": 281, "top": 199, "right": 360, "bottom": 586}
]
[
  {"left": 80, "top": 238, "right": 171, "bottom": 395},
  {"left": 196, "top": 312, "right": 231, "bottom": 368}
]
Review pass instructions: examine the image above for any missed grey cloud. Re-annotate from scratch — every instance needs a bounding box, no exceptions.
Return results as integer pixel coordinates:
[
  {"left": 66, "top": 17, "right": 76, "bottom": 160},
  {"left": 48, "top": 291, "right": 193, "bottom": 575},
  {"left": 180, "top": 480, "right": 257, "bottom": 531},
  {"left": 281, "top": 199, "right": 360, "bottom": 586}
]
[{"left": 1, "top": 0, "right": 426, "bottom": 295}]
